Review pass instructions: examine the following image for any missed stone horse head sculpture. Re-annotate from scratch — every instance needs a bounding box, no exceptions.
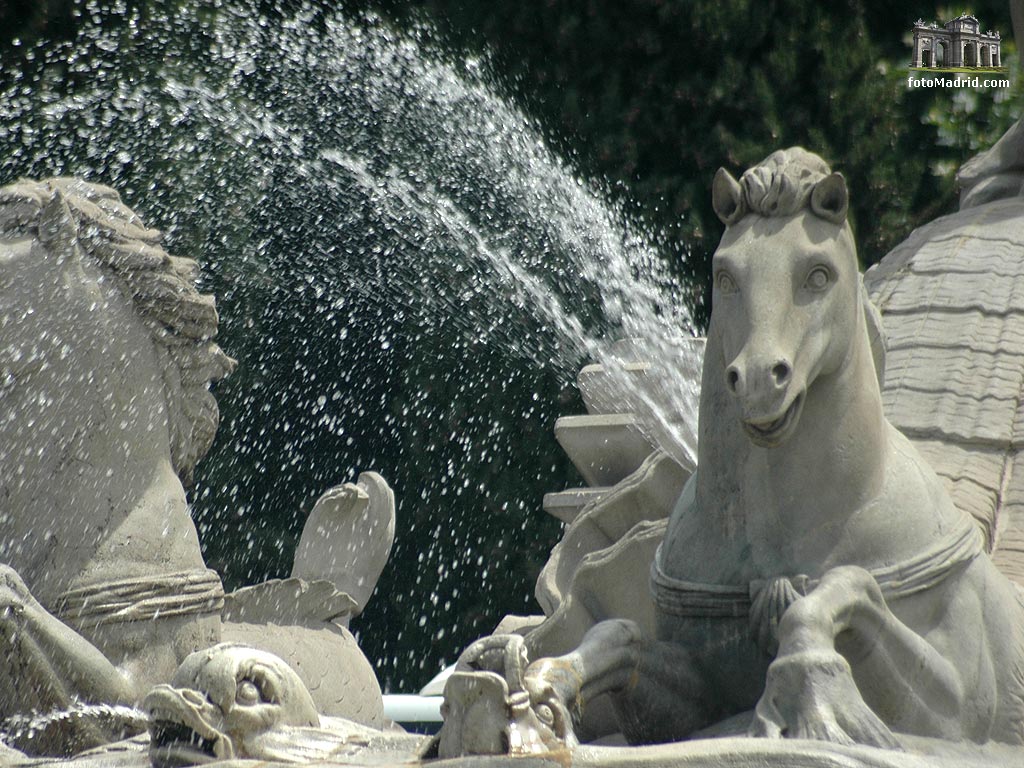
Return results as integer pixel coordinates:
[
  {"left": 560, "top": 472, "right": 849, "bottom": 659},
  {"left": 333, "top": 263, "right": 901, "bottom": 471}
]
[
  {"left": 0, "top": 178, "right": 234, "bottom": 748},
  {"left": 439, "top": 149, "right": 1024, "bottom": 759},
  {"left": 709, "top": 149, "right": 876, "bottom": 450}
]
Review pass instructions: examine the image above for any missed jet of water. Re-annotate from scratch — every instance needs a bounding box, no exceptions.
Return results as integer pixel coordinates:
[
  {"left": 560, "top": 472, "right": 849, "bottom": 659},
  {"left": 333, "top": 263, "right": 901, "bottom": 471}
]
[{"left": 0, "top": 1, "right": 700, "bottom": 686}]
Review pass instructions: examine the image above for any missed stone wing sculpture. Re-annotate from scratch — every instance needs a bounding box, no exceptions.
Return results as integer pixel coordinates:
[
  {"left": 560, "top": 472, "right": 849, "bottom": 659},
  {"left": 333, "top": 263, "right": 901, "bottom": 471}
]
[
  {"left": 525, "top": 340, "right": 701, "bottom": 740},
  {"left": 865, "top": 119, "right": 1024, "bottom": 589}
]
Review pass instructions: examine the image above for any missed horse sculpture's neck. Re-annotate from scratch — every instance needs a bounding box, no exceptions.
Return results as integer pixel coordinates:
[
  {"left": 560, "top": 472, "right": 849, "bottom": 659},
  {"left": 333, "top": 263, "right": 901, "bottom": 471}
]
[{"left": 690, "top": 151, "right": 970, "bottom": 589}]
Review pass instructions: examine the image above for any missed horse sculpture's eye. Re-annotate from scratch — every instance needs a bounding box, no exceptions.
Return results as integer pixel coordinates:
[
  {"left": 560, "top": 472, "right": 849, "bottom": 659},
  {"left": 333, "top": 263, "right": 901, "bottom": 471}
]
[
  {"left": 805, "top": 266, "right": 830, "bottom": 291},
  {"left": 236, "top": 679, "right": 261, "bottom": 706},
  {"left": 716, "top": 271, "right": 738, "bottom": 295}
]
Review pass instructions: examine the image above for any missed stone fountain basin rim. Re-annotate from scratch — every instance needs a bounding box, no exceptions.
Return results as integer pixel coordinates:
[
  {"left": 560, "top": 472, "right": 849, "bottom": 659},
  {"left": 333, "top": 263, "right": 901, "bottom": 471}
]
[
  {"left": 38, "top": 731, "right": 1022, "bottom": 767},
  {"left": 430, "top": 737, "right": 1023, "bottom": 768},
  {"left": 560, "top": 736, "right": 1022, "bottom": 768}
]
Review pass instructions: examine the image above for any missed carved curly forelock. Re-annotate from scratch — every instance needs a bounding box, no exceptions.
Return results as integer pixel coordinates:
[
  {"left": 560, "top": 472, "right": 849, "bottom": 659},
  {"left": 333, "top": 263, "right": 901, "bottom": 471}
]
[
  {"left": 0, "top": 177, "right": 236, "bottom": 485},
  {"left": 740, "top": 148, "right": 833, "bottom": 218}
]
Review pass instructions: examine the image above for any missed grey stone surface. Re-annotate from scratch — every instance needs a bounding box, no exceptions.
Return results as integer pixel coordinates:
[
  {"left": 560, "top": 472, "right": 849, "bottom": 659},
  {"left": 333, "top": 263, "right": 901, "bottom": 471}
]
[
  {"left": 554, "top": 414, "right": 657, "bottom": 487},
  {"left": 865, "top": 192, "right": 1024, "bottom": 573},
  {"left": 577, "top": 361, "right": 653, "bottom": 415},
  {"left": 578, "top": 337, "right": 704, "bottom": 473},
  {"left": 14, "top": 737, "right": 1024, "bottom": 768},
  {"left": 959, "top": 116, "right": 1024, "bottom": 209},
  {"left": 541, "top": 488, "right": 610, "bottom": 525},
  {"left": 12, "top": 718, "right": 1024, "bottom": 768},
  {"left": 438, "top": 148, "right": 1024, "bottom": 766},
  {"left": 0, "top": 178, "right": 392, "bottom": 757}
]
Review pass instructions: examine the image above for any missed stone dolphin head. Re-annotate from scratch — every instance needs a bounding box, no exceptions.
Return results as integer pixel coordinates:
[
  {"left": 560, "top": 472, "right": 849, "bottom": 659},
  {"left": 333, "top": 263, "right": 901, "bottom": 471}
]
[{"left": 143, "top": 643, "right": 319, "bottom": 766}]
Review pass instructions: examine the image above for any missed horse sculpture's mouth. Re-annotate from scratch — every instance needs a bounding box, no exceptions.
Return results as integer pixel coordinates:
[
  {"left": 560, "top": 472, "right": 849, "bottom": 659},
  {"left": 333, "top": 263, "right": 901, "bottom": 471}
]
[{"left": 743, "top": 392, "right": 804, "bottom": 447}]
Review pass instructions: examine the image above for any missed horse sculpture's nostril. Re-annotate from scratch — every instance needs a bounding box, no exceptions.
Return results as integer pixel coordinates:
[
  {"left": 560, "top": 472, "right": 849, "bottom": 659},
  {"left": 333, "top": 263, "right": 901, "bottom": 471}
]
[
  {"left": 772, "top": 362, "right": 791, "bottom": 386},
  {"left": 726, "top": 367, "right": 741, "bottom": 394}
]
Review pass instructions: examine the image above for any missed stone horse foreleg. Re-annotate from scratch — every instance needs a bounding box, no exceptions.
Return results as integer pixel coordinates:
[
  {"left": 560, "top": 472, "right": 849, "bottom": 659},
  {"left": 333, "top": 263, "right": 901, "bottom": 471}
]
[
  {"left": 439, "top": 619, "right": 709, "bottom": 755},
  {"left": 751, "top": 565, "right": 965, "bottom": 748},
  {"left": 524, "top": 618, "right": 708, "bottom": 753},
  {"left": 524, "top": 618, "right": 710, "bottom": 745}
]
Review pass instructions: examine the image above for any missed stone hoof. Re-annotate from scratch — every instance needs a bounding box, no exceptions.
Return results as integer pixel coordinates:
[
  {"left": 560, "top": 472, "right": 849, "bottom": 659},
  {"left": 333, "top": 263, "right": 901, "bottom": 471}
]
[
  {"left": 750, "top": 650, "right": 901, "bottom": 750},
  {"left": 523, "top": 657, "right": 582, "bottom": 722}
]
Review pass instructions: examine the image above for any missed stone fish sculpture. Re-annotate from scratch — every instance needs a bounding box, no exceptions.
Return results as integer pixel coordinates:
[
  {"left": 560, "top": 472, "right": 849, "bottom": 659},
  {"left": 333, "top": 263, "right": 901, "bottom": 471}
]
[
  {"left": 220, "top": 472, "right": 395, "bottom": 728},
  {"left": 438, "top": 149, "right": 1024, "bottom": 760},
  {"left": 143, "top": 643, "right": 381, "bottom": 766},
  {"left": 0, "top": 178, "right": 393, "bottom": 756}
]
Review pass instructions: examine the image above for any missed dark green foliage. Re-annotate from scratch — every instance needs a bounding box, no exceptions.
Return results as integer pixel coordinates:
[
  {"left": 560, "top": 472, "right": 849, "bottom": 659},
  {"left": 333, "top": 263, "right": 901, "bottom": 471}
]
[{"left": 375, "top": 0, "right": 1017, "bottom": 320}]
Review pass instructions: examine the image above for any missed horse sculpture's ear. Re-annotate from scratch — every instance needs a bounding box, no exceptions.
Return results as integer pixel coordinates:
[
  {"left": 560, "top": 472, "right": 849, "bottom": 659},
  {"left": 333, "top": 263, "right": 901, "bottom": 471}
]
[
  {"left": 810, "top": 172, "right": 848, "bottom": 225},
  {"left": 712, "top": 168, "right": 747, "bottom": 226}
]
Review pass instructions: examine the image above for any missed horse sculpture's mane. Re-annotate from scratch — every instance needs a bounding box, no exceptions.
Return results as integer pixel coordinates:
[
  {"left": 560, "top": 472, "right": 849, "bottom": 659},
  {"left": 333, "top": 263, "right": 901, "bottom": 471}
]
[
  {"left": 738, "top": 149, "right": 832, "bottom": 217},
  {"left": 714, "top": 148, "right": 849, "bottom": 227},
  {"left": 0, "top": 177, "right": 235, "bottom": 484}
]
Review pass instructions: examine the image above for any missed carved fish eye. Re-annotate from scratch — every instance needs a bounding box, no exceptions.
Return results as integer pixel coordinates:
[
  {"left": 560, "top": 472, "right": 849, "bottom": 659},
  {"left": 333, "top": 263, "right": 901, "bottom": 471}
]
[
  {"left": 535, "top": 704, "right": 554, "bottom": 726},
  {"left": 716, "top": 271, "right": 738, "bottom": 295},
  {"left": 804, "top": 266, "right": 831, "bottom": 291},
  {"left": 235, "top": 679, "right": 262, "bottom": 707}
]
